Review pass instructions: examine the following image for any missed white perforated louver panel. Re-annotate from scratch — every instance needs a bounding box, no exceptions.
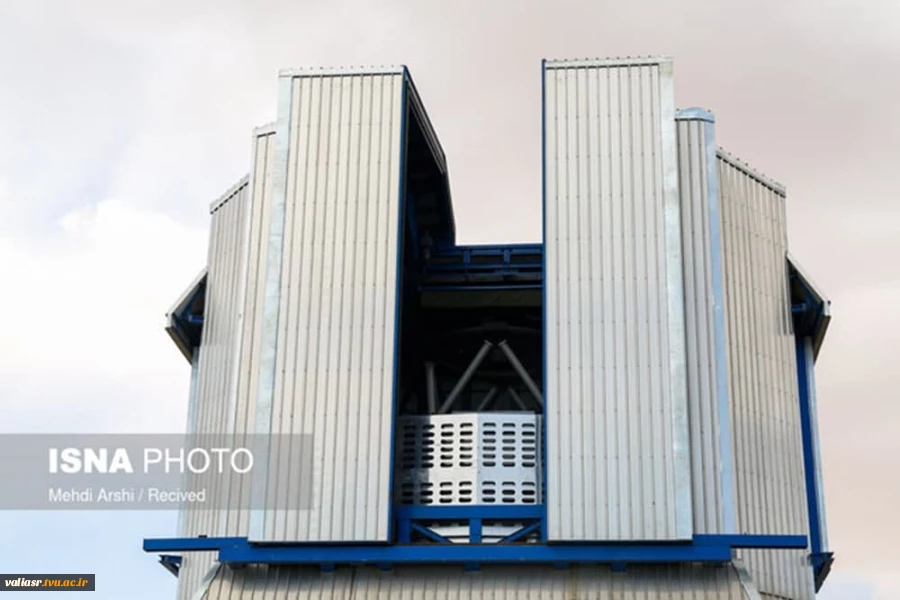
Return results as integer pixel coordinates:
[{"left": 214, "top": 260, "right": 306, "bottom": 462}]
[
  {"left": 397, "top": 414, "right": 542, "bottom": 507},
  {"left": 542, "top": 58, "right": 692, "bottom": 541}
]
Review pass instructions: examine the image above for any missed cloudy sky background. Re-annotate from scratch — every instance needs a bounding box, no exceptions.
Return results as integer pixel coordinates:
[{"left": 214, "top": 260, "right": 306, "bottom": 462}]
[{"left": 0, "top": 0, "right": 897, "bottom": 597}]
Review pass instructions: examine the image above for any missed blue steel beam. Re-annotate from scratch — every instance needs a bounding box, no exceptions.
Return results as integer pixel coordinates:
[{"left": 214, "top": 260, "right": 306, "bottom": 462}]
[
  {"left": 419, "top": 284, "right": 542, "bottom": 292},
  {"left": 144, "top": 533, "right": 808, "bottom": 569},
  {"left": 215, "top": 543, "right": 734, "bottom": 566},
  {"left": 396, "top": 505, "right": 541, "bottom": 520}
]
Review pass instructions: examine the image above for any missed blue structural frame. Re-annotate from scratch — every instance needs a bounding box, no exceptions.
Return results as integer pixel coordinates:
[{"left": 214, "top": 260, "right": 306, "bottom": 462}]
[
  {"left": 153, "top": 64, "right": 836, "bottom": 591},
  {"left": 146, "top": 527, "right": 806, "bottom": 573},
  {"left": 790, "top": 263, "right": 834, "bottom": 592},
  {"left": 419, "top": 243, "right": 543, "bottom": 292}
]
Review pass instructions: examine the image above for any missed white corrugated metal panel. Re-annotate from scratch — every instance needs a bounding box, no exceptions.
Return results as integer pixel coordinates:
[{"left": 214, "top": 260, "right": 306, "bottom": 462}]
[
  {"left": 176, "top": 349, "right": 218, "bottom": 600},
  {"left": 203, "top": 564, "right": 750, "bottom": 599},
  {"left": 250, "top": 70, "right": 406, "bottom": 542},
  {"left": 178, "top": 179, "right": 252, "bottom": 600},
  {"left": 543, "top": 57, "right": 692, "bottom": 541},
  {"left": 675, "top": 110, "right": 735, "bottom": 535},
  {"left": 718, "top": 149, "right": 814, "bottom": 600},
  {"left": 217, "top": 124, "right": 279, "bottom": 540}
]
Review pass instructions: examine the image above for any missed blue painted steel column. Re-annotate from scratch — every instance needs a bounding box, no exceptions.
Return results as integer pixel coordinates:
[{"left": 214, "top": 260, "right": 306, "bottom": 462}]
[
  {"left": 539, "top": 58, "right": 549, "bottom": 542},
  {"left": 795, "top": 335, "right": 827, "bottom": 557}
]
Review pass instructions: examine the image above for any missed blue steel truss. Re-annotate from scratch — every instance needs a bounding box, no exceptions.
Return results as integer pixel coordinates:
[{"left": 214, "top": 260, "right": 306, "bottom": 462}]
[{"left": 396, "top": 505, "right": 542, "bottom": 545}]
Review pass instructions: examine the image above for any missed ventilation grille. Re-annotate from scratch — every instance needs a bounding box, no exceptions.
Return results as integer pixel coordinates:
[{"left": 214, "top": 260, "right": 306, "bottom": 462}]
[{"left": 396, "top": 413, "right": 542, "bottom": 506}]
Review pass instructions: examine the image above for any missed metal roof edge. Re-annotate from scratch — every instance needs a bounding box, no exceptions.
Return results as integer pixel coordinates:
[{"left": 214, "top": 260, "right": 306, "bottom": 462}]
[
  {"left": 253, "top": 122, "right": 277, "bottom": 136},
  {"left": 716, "top": 147, "right": 787, "bottom": 196},
  {"left": 209, "top": 175, "right": 250, "bottom": 214},
  {"left": 403, "top": 67, "right": 448, "bottom": 172},
  {"left": 403, "top": 66, "right": 456, "bottom": 242},
  {"left": 788, "top": 252, "right": 832, "bottom": 358},
  {"left": 544, "top": 56, "right": 673, "bottom": 69},
  {"left": 676, "top": 107, "right": 716, "bottom": 123},
  {"left": 787, "top": 252, "right": 830, "bottom": 305},
  {"left": 278, "top": 65, "right": 406, "bottom": 78}
]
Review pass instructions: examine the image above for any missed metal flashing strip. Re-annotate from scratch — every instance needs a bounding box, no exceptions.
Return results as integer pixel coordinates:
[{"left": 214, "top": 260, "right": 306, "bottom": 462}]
[
  {"left": 253, "top": 122, "right": 277, "bottom": 136},
  {"left": 248, "top": 74, "right": 294, "bottom": 541},
  {"left": 190, "top": 563, "right": 222, "bottom": 600},
  {"left": 209, "top": 175, "right": 250, "bottom": 214},
  {"left": 278, "top": 65, "right": 405, "bottom": 78},
  {"left": 675, "top": 107, "right": 716, "bottom": 122},
  {"left": 702, "top": 114, "right": 737, "bottom": 534},
  {"left": 544, "top": 56, "right": 674, "bottom": 69},
  {"left": 716, "top": 148, "right": 786, "bottom": 196},
  {"left": 733, "top": 559, "right": 763, "bottom": 600},
  {"left": 658, "top": 58, "right": 694, "bottom": 540},
  {"left": 144, "top": 533, "right": 808, "bottom": 568}
]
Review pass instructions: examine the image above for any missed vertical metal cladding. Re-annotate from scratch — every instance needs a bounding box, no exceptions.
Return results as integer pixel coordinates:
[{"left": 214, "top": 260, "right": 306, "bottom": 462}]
[
  {"left": 543, "top": 57, "right": 692, "bottom": 541},
  {"left": 675, "top": 110, "right": 735, "bottom": 535},
  {"left": 220, "top": 124, "right": 278, "bottom": 539},
  {"left": 202, "top": 564, "right": 750, "bottom": 599},
  {"left": 718, "top": 149, "right": 813, "bottom": 599},
  {"left": 178, "top": 178, "right": 252, "bottom": 600},
  {"left": 250, "top": 68, "right": 406, "bottom": 543}
]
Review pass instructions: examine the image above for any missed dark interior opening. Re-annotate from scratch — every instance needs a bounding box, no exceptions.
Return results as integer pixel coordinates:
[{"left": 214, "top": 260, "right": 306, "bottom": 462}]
[{"left": 394, "top": 96, "right": 543, "bottom": 420}]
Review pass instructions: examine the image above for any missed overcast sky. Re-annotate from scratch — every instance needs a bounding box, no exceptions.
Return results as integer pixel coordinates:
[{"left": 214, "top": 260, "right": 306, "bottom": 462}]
[{"left": 0, "top": 0, "right": 897, "bottom": 598}]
